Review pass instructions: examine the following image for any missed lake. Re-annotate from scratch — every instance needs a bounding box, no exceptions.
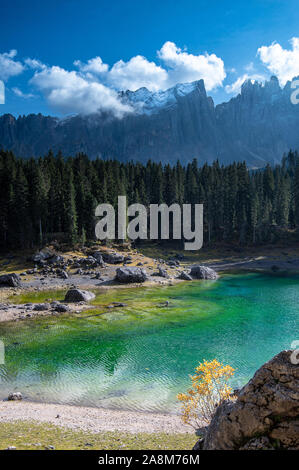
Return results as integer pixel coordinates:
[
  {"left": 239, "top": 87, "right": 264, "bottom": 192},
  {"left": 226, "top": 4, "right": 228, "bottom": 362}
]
[{"left": 0, "top": 273, "right": 298, "bottom": 413}]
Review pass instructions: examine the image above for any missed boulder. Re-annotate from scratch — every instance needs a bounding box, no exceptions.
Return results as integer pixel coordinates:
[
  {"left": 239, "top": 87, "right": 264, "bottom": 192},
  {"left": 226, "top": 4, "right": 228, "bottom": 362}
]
[
  {"left": 102, "top": 252, "right": 124, "bottom": 264},
  {"left": 33, "top": 303, "right": 51, "bottom": 311},
  {"left": 178, "top": 271, "right": 193, "bottom": 281},
  {"left": 157, "top": 266, "right": 169, "bottom": 278},
  {"left": 91, "top": 251, "right": 104, "bottom": 265},
  {"left": 8, "top": 392, "right": 23, "bottom": 401},
  {"left": 194, "top": 350, "right": 299, "bottom": 450},
  {"left": 167, "top": 260, "right": 179, "bottom": 267},
  {"left": 115, "top": 267, "right": 148, "bottom": 283},
  {"left": 54, "top": 304, "right": 70, "bottom": 313},
  {"left": 0, "top": 273, "right": 21, "bottom": 287},
  {"left": 190, "top": 265, "right": 218, "bottom": 280},
  {"left": 47, "top": 254, "right": 65, "bottom": 265},
  {"left": 81, "top": 256, "right": 98, "bottom": 267},
  {"left": 64, "top": 288, "right": 95, "bottom": 302},
  {"left": 32, "top": 249, "right": 53, "bottom": 263}
]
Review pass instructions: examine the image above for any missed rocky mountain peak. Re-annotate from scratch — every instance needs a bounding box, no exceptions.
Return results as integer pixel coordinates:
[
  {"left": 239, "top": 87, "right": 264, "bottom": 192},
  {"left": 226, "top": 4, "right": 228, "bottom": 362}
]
[
  {"left": 1, "top": 76, "right": 299, "bottom": 167},
  {"left": 120, "top": 79, "right": 206, "bottom": 115}
]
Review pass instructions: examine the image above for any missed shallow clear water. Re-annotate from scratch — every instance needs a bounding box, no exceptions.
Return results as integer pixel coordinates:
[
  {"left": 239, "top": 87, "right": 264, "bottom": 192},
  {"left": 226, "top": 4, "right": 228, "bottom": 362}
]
[{"left": 0, "top": 273, "right": 298, "bottom": 413}]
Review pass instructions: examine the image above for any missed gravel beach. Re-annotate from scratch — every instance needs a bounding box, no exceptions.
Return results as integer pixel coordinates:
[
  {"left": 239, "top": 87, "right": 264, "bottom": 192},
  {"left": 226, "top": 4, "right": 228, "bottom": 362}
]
[{"left": 0, "top": 401, "right": 193, "bottom": 434}]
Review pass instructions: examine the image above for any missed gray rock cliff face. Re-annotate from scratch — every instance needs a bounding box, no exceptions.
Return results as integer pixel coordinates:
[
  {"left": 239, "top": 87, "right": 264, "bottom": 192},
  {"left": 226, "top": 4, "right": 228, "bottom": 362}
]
[{"left": 1, "top": 77, "right": 299, "bottom": 167}]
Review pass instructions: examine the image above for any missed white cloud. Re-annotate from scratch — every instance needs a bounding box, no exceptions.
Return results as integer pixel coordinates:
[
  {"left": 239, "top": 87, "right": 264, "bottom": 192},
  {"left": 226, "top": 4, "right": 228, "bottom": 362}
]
[
  {"left": 74, "top": 56, "right": 108, "bottom": 76},
  {"left": 108, "top": 55, "right": 168, "bottom": 92},
  {"left": 24, "top": 58, "right": 46, "bottom": 70},
  {"left": 30, "top": 65, "right": 132, "bottom": 117},
  {"left": 12, "top": 87, "right": 34, "bottom": 99},
  {"left": 74, "top": 41, "right": 226, "bottom": 93},
  {"left": 258, "top": 37, "right": 299, "bottom": 85},
  {"left": 0, "top": 50, "right": 24, "bottom": 81},
  {"left": 157, "top": 41, "right": 226, "bottom": 91}
]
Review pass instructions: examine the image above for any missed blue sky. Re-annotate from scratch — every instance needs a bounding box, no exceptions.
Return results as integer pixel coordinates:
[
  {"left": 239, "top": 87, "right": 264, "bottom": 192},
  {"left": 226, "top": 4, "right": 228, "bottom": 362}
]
[{"left": 1, "top": 0, "right": 299, "bottom": 116}]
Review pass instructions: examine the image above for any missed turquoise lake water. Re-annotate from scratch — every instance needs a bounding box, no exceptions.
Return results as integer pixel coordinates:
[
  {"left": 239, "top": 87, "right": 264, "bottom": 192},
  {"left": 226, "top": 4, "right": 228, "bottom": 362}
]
[{"left": 0, "top": 273, "right": 298, "bottom": 412}]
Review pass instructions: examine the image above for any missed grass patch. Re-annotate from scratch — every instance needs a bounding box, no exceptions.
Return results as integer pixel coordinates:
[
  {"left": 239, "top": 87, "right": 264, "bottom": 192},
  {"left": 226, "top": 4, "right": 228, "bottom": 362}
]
[
  {"left": 10, "top": 290, "right": 67, "bottom": 304},
  {"left": 0, "top": 421, "right": 197, "bottom": 450}
]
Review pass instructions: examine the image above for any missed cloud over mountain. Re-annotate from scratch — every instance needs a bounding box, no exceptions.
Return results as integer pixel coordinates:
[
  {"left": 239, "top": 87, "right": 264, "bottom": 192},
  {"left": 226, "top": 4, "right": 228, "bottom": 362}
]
[
  {"left": 30, "top": 66, "right": 132, "bottom": 117},
  {"left": 258, "top": 37, "right": 299, "bottom": 85},
  {"left": 3, "top": 38, "right": 299, "bottom": 116},
  {"left": 157, "top": 41, "right": 226, "bottom": 91},
  {"left": 28, "top": 41, "right": 227, "bottom": 115}
]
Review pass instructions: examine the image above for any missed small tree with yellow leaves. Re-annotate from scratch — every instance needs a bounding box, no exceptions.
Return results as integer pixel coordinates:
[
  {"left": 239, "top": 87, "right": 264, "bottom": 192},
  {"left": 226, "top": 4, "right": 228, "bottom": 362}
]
[{"left": 177, "top": 359, "right": 235, "bottom": 428}]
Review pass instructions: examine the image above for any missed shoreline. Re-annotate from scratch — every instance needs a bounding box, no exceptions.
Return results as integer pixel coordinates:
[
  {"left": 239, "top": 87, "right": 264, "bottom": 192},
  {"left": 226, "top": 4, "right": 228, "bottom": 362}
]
[
  {"left": 0, "top": 400, "right": 194, "bottom": 434},
  {"left": 2, "top": 248, "right": 299, "bottom": 322}
]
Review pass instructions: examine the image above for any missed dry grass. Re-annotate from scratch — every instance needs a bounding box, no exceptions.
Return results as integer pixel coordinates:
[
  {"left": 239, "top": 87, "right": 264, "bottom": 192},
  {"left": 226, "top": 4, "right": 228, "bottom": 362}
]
[{"left": 0, "top": 421, "right": 197, "bottom": 450}]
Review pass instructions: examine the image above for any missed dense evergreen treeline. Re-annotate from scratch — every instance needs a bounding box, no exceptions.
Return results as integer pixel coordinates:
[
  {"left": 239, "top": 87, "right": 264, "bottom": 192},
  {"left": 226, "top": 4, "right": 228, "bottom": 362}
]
[{"left": 1, "top": 149, "right": 299, "bottom": 250}]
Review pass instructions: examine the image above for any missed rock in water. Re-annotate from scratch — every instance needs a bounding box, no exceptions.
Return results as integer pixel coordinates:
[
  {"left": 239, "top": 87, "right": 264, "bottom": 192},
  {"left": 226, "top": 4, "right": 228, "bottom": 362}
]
[
  {"left": 115, "top": 267, "right": 148, "bottom": 283},
  {"left": 190, "top": 265, "right": 218, "bottom": 280},
  {"left": 8, "top": 392, "right": 23, "bottom": 401},
  {"left": 0, "top": 273, "right": 21, "bottom": 287},
  {"left": 193, "top": 350, "right": 299, "bottom": 450},
  {"left": 64, "top": 289, "right": 96, "bottom": 302}
]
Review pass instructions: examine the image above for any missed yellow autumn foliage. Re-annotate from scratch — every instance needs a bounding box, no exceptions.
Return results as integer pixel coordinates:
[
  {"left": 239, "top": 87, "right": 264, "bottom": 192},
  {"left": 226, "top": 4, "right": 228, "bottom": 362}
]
[{"left": 177, "top": 359, "right": 235, "bottom": 428}]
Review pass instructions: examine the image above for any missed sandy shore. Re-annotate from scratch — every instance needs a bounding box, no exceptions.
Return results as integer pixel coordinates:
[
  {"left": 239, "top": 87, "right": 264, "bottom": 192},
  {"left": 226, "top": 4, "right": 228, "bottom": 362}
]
[{"left": 0, "top": 401, "right": 193, "bottom": 434}]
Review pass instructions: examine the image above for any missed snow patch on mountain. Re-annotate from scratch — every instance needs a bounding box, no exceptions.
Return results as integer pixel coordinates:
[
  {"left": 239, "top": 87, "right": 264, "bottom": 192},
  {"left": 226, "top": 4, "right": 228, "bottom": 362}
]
[{"left": 120, "top": 80, "right": 200, "bottom": 115}]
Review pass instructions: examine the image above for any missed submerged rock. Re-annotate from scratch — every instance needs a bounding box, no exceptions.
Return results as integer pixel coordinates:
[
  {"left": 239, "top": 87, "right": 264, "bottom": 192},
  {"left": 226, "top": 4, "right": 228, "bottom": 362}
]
[
  {"left": 64, "top": 288, "right": 95, "bottom": 302},
  {"left": 193, "top": 350, "right": 299, "bottom": 450},
  {"left": 115, "top": 267, "right": 148, "bottom": 283},
  {"left": 0, "top": 273, "right": 21, "bottom": 288},
  {"left": 107, "top": 302, "right": 128, "bottom": 308},
  {"left": 190, "top": 265, "right": 218, "bottom": 280}
]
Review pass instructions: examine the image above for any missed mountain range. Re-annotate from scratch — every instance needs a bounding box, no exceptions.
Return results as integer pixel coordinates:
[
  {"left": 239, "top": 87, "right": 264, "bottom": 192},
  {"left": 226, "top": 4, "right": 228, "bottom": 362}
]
[{"left": 1, "top": 76, "right": 299, "bottom": 167}]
